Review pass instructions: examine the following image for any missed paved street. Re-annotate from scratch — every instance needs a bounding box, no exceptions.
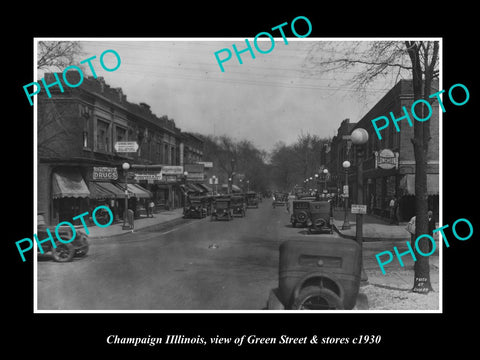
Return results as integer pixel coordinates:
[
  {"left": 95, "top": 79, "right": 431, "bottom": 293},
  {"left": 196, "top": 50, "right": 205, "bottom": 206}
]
[
  {"left": 37, "top": 201, "right": 306, "bottom": 310},
  {"left": 36, "top": 200, "right": 439, "bottom": 311}
]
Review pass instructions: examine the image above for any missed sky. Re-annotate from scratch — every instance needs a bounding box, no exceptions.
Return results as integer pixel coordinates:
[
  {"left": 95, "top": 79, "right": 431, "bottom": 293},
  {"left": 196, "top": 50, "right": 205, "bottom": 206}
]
[{"left": 40, "top": 39, "right": 410, "bottom": 152}]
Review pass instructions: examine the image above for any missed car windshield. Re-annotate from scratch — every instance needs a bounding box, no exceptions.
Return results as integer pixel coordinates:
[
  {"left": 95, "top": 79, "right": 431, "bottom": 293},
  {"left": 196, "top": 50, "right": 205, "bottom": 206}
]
[{"left": 216, "top": 201, "right": 229, "bottom": 208}]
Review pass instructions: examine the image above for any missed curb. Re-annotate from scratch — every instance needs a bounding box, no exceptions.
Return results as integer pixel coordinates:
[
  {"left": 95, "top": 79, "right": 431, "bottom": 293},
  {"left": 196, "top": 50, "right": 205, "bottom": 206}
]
[
  {"left": 332, "top": 224, "right": 409, "bottom": 242},
  {"left": 89, "top": 215, "right": 186, "bottom": 240}
]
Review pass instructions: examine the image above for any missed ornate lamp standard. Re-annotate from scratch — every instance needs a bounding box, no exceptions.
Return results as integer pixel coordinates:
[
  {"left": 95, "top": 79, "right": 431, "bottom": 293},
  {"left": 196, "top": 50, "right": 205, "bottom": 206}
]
[
  {"left": 122, "top": 162, "right": 131, "bottom": 230},
  {"left": 322, "top": 168, "right": 329, "bottom": 195},
  {"left": 341, "top": 160, "right": 351, "bottom": 230},
  {"left": 351, "top": 128, "right": 369, "bottom": 284}
]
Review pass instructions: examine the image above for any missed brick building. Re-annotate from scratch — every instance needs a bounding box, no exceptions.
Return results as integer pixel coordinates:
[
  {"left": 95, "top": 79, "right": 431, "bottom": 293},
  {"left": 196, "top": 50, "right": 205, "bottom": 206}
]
[
  {"left": 37, "top": 72, "right": 204, "bottom": 225},
  {"left": 327, "top": 79, "right": 440, "bottom": 221}
]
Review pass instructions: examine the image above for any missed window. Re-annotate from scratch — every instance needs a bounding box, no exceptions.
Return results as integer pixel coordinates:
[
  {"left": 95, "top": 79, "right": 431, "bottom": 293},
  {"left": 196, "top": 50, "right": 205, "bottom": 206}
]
[
  {"left": 116, "top": 126, "right": 127, "bottom": 142},
  {"left": 83, "top": 117, "right": 90, "bottom": 148},
  {"left": 96, "top": 119, "right": 110, "bottom": 152}
]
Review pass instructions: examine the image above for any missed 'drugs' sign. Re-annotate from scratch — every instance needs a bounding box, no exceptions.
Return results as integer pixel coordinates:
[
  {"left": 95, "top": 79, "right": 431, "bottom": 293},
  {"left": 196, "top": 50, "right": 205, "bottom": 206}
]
[{"left": 92, "top": 167, "right": 118, "bottom": 180}]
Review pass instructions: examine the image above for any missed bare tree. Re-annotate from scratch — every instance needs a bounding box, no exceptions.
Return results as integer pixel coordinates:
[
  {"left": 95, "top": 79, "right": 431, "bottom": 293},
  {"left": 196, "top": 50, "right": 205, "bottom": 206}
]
[
  {"left": 304, "top": 40, "right": 439, "bottom": 293},
  {"left": 37, "top": 41, "right": 83, "bottom": 71}
]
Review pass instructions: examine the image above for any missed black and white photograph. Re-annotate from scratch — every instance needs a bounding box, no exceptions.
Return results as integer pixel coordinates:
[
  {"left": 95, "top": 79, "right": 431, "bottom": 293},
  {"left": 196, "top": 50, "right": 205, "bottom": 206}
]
[
  {"left": 33, "top": 38, "right": 441, "bottom": 312},
  {"left": 7, "top": 7, "right": 478, "bottom": 356}
]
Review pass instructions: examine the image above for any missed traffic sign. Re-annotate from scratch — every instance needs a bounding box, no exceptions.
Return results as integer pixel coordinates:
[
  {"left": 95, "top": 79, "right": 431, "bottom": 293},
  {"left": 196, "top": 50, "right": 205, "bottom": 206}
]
[
  {"left": 351, "top": 204, "right": 367, "bottom": 214},
  {"left": 114, "top": 141, "right": 139, "bottom": 153}
]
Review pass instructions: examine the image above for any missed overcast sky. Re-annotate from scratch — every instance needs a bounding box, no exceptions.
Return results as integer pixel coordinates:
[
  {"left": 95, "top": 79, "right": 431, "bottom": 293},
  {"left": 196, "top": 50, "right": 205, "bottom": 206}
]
[{"left": 46, "top": 39, "right": 408, "bottom": 152}]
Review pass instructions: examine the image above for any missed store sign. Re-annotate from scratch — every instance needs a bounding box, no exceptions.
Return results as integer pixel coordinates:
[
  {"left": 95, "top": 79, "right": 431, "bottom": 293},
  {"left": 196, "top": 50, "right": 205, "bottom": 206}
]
[
  {"left": 196, "top": 161, "right": 213, "bottom": 168},
  {"left": 134, "top": 171, "right": 162, "bottom": 181},
  {"left": 184, "top": 163, "right": 204, "bottom": 173},
  {"left": 351, "top": 204, "right": 367, "bottom": 214},
  {"left": 187, "top": 173, "right": 205, "bottom": 181},
  {"left": 164, "top": 175, "right": 178, "bottom": 183},
  {"left": 114, "top": 141, "right": 139, "bottom": 153},
  {"left": 375, "top": 149, "right": 399, "bottom": 170},
  {"left": 343, "top": 185, "right": 349, "bottom": 197},
  {"left": 92, "top": 167, "right": 118, "bottom": 180},
  {"left": 161, "top": 166, "right": 184, "bottom": 175}
]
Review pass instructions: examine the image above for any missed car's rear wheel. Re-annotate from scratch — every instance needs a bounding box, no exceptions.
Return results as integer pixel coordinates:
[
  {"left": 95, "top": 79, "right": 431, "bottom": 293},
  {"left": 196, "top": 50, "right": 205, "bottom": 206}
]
[
  {"left": 51, "top": 243, "right": 75, "bottom": 262},
  {"left": 291, "top": 286, "right": 343, "bottom": 310}
]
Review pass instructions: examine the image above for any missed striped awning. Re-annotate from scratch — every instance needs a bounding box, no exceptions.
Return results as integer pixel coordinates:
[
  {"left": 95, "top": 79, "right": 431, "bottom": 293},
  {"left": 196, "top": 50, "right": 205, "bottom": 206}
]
[
  {"left": 127, "top": 183, "right": 153, "bottom": 198},
  {"left": 52, "top": 168, "right": 90, "bottom": 199}
]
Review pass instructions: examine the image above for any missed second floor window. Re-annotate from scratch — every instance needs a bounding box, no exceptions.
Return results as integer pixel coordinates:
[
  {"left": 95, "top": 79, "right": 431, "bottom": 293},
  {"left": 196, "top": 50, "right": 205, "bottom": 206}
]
[{"left": 97, "top": 119, "right": 110, "bottom": 152}]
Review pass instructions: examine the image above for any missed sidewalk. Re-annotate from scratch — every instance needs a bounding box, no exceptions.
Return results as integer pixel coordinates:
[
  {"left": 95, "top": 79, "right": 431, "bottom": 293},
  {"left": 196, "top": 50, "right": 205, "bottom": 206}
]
[
  {"left": 86, "top": 208, "right": 185, "bottom": 239},
  {"left": 332, "top": 208, "right": 411, "bottom": 241},
  {"left": 331, "top": 209, "right": 441, "bottom": 310}
]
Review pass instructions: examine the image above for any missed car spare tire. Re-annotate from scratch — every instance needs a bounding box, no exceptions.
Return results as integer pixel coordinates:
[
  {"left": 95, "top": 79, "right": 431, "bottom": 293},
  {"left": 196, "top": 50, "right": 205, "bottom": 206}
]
[{"left": 291, "top": 286, "right": 343, "bottom": 310}]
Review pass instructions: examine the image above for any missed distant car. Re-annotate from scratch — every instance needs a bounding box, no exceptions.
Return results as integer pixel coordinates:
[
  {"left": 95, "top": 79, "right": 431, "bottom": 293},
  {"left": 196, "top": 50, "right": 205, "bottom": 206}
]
[
  {"left": 37, "top": 213, "right": 89, "bottom": 262},
  {"left": 211, "top": 197, "right": 233, "bottom": 221},
  {"left": 231, "top": 195, "right": 246, "bottom": 217},
  {"left": 246, "top": 191, "right": 259, "bottom": 208},
  {"left": 184, "top": 196, "right": 208, "bottom": 218},
  {"left": 306, "top": 200, "right": 333, "bottom": 234},
  {"left": 272, "top": 193, "right": 288, "bottom": 208},
  {"left": 291, "top": 199, "right": 314, "bottom": 227}
]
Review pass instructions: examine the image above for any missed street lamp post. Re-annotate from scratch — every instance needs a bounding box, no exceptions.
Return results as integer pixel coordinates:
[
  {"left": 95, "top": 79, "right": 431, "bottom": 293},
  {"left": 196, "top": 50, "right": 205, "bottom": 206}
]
[
  {"left": 183, "top": 171, "right": 189, "bottom": 207},
  {"left": 122, "top": 162, "right": 130, "bottom": 230},
  {"left": 323, "top": 168, "right": 329, "bottom": 195},
  {"left": 342, "top": 160, "right": 351, "bottom": 230},
  {"left": 351, "top": 128, "right": 369, "bottom": 285}
]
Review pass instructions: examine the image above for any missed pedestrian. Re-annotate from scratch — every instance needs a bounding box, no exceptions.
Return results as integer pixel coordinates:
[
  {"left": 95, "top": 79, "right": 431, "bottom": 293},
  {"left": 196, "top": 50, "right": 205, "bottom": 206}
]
[
  {"left": 127, "top": 208, "right": 135, "bottom": 232},
  {"left": 406, "top": 215, "right": 416, "bottom": 243},
  {"left": 286, "top": 198, "right": 290, "bottom": 213},
  {"left": 148, "top": 200, "right": 155, "bottom": 218},
  {"left": 389, "top": 196, "right": 398, "bottom": 224}
]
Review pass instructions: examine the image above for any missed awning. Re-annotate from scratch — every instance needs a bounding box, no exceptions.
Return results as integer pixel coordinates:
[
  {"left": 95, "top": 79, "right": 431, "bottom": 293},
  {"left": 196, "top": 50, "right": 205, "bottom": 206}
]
[
  {"left": 399, "top": 174, "right": 439, "bottom": 195},
  {"left": 98, "top": 182, "right": 127, "bottom": 198},
  {"left": 52, "top": 168, "right": 90, "bottom": 199},
  {"left": 127, "top": 183, "right": 152, "bottom": 198},
  {"left": 88, "top": 181, "right": 116, "bottom": 199},
  {"left": 186, "top": 183, "right": 205, "bottom": 193},
  {"left": 196, "top": 183, "right": 212, "bottom": 192}
]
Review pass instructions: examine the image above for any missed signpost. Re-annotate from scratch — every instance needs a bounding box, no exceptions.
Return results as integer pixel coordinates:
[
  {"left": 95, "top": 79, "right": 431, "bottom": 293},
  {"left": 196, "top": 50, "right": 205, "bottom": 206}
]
[
  {"left": 114, "top": 141, "right": 139, "bottom": 153},
  {"left": 351, "top": 204, "right": 367, "bottom": 214}
]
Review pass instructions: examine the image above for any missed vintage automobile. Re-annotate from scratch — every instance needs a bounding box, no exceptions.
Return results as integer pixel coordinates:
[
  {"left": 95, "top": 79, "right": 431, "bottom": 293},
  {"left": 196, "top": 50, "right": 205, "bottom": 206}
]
[
  {"left": 211, "top": 197, "right": 233, "bottom": 221},
  {"left": 184, "top": 196, "right": 208, "bottom": 218},
  {"left": 272, "top": 192, "right": 288, "bottom": 208},
  {"left": 231, "top": 195, "right": 247, "bottom": 217},
  {"left": 246, "top": 191, "right": 259, "bottom": 208},
  {"left": 37, "top": 213, "right": 89, "bottom": 262},
  {"left": 290, "top": 199, "right": 313, "bottom": 227},
  {"left": 306, "top": 200, "right": 333, "bottom": 234},
  {"left": 267, "top": 237, "right": 362, "bottom": 310}
]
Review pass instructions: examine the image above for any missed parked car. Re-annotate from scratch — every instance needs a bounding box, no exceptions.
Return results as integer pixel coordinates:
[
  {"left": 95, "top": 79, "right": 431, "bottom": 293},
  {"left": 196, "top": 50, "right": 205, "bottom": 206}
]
[
  {"left": 246, "top": 191, "right": 259, "bottom": 208},
  {"left": 37, "top": 213, "right": 89, "bottom": 262},
  {"left": 306, "top": 200, "right": 333, "bottom": 234},
  {"left": 231, "top": 195, "right": 247, "bottom": 217},
  {"left": 211, "top": 197, "right": 233, "bottom": 221},
  {"left": 291, "top": 199, "right": 313, "bottom": 227},
  {"left": 267, "top": 237, "right": 362, "bottom": 310},
  {"left": 184, "top": 196, "right": 208, "bottom": 218}
]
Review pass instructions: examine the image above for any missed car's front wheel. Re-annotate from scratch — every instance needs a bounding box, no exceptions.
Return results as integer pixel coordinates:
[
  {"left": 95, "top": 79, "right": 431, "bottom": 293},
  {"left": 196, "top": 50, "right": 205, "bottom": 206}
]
[{"left": 51, "top": 243, "right": 75, "bottom": 262}]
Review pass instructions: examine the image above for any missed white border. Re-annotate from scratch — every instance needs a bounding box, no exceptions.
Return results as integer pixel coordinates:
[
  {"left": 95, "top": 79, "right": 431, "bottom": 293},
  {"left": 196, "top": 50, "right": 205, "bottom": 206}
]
[{"left": 33, "top": 37, "right": 443, "bottom": 314}]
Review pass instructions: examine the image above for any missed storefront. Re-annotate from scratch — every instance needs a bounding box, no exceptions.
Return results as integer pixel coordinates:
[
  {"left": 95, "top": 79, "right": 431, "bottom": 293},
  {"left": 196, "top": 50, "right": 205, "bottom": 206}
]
[{"left": 51, "top": 167, "right": 91, "bottom": 224}]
